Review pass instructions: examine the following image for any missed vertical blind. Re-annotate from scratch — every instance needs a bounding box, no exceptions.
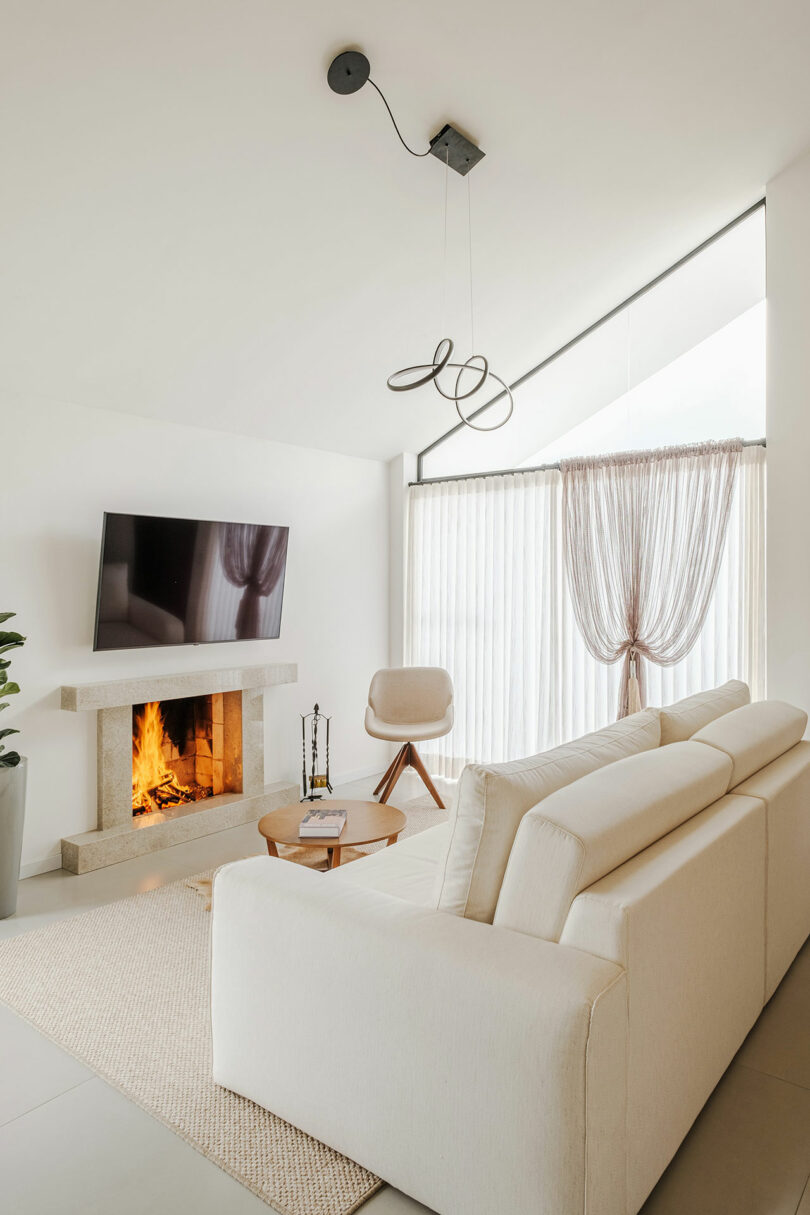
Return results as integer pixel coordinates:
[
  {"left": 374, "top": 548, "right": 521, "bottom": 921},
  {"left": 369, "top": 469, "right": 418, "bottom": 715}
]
[{"left": 405, "top": 444, "right": 765, "bottom": 776}]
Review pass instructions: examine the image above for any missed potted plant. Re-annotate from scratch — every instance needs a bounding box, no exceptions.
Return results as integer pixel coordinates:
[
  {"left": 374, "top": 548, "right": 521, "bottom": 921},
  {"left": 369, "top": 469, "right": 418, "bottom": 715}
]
[{"left": 0, "top": 612, "right": 26, "bottom": 918}]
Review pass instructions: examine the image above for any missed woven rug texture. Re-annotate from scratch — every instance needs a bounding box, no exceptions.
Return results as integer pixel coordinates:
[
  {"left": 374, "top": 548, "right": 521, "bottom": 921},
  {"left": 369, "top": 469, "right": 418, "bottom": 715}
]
[{"left": 0, "top": 795, "right": 447, "bottom": 1215}]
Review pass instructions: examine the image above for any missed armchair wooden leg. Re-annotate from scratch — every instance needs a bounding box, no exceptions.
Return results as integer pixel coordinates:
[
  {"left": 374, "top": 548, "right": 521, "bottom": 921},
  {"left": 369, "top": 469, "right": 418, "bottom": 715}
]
[
  {"left": 374, "top": 745, "right": 407, "bottom": 797},
  {"left": 378, "top": 743, "right": 410, "bottom": 805},
  {"left": 408, "top": 744, "right": 446, "bottom": 810}
]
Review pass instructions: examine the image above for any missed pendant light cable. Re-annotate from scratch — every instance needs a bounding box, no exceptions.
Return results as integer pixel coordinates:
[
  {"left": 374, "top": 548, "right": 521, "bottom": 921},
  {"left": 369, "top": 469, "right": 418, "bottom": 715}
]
[
  {"left": 441, "top": 147, "right": 449, "bottom": 335},
  {"left": 367, "top": 78, "right": 431, "bottom": 157},
  {"left": 467, "top": 173, "right": 475, "bottom": 354}
]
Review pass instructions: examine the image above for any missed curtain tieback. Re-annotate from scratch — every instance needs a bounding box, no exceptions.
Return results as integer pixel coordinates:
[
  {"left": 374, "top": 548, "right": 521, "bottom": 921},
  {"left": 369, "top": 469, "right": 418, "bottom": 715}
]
[{"left": 625, "top": 644, "right": 643, "bottom": 717}]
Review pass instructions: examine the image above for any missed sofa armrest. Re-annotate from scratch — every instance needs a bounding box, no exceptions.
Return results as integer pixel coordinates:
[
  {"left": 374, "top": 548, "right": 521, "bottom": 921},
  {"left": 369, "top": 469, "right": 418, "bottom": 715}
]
[{"left": 211, "top": 857, "right": 627, "bottom": 1215}]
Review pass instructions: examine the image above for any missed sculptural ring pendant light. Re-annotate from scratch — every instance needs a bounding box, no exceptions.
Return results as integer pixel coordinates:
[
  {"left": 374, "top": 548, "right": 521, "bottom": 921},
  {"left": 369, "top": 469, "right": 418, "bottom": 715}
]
[
  {"left": 327, "top": 49, "right": 514, "bottom": 432},
  {"left": 387, "top": 341, "right": 514, "bottom": 432}
]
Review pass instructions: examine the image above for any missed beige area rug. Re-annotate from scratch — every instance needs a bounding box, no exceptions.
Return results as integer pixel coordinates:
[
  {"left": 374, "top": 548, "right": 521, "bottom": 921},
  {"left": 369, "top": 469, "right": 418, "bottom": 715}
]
[{"left": 0, "top": 796, "right": 446, "bottom": 1215}]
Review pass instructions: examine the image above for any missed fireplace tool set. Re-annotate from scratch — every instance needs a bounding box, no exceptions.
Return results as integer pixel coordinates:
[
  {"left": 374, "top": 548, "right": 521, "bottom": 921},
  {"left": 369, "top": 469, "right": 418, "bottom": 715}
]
[{"left": 301, "top": 704, "right": 332, "bottom": 801}]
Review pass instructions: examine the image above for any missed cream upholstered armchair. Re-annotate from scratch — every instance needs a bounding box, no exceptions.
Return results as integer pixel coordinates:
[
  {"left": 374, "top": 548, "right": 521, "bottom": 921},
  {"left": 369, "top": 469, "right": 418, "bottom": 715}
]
[{"left": 364, "top": 667, "right": 453, "bottom": 808}]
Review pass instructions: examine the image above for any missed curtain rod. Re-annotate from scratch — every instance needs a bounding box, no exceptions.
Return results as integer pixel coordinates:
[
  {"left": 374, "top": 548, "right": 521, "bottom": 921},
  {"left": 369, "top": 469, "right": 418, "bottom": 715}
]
[
  {"left": 415, "top": 197, "right": 766, "bottom": 482},
  {"left": 408, "top": 438, "right": 766, "bottom": 487}
]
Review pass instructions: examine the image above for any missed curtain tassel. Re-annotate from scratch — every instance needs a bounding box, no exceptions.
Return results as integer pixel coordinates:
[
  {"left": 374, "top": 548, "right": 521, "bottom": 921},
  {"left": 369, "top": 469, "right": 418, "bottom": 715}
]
[{"left": 627, "top": 647, "right": 642, "bottom": 716}]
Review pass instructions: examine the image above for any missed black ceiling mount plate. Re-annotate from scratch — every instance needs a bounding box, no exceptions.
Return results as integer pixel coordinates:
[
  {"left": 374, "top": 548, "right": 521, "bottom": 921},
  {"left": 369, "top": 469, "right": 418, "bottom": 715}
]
[
  {"left": 327, "top": 50, "right": 371, "bottom": 95},
  {"left": 428, "top": 124, "right": 485, "bottom": 175}
]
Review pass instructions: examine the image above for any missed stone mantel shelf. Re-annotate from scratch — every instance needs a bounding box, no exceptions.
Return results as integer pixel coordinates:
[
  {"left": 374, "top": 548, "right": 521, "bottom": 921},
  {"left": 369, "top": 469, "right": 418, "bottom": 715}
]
[{"left": 60, "top": 662, "right": 298, "bottom": 712}]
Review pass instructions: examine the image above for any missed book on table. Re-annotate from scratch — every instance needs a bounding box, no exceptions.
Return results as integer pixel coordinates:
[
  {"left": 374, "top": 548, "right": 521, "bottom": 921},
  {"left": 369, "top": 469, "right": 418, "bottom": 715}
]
[{"left": 299, "top": 808, "right": 347, "bottom": 838}]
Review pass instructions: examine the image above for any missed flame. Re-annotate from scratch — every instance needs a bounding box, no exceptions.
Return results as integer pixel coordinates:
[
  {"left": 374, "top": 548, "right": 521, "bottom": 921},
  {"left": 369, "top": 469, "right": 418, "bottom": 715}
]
[{"left": 132, "top": 701, "right": 194, "bottom": 815}]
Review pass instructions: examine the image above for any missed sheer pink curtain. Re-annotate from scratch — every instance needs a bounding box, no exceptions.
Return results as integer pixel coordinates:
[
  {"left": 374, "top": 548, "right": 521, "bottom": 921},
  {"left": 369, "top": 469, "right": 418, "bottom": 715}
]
[{"left": 561, "top": 439, "right": 742, "bottom": 718}]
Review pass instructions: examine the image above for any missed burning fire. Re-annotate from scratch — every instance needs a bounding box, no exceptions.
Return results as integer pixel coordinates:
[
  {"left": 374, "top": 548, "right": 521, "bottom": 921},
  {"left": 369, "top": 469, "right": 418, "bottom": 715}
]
[{"left": 132, "top": 700, "right": 196, "bottom": 815}]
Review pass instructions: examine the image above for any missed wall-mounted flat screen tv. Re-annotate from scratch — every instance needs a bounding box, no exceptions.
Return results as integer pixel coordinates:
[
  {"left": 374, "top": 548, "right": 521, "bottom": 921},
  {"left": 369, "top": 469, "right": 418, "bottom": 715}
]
[{"left": 93, "top": 512, "right": 289, "bottom": 651}]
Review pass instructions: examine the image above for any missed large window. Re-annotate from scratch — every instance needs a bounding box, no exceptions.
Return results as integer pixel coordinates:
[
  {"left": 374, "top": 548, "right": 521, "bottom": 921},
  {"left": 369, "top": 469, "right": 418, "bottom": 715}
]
[
  {"left": 406, "top": 208, "right": 766, "bottom": 773},
  {"left": 406, "top": 449, "right": 764, "bottom": 774}
]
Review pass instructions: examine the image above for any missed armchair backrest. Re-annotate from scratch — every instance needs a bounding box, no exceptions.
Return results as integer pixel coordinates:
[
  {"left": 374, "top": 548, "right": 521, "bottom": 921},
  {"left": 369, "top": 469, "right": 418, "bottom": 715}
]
[{"left": 368, "top": 667, "right": 453, "bottom": 726}]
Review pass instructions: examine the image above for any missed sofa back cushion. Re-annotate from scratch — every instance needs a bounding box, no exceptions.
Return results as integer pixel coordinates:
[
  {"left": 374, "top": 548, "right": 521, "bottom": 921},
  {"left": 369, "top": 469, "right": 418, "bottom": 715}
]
[
  {"left": 659, "top": 680, "right": 750, "bottom": 745},
  {"left": 433, "top": 708, "right": 661, "bottom": 922},
  {"left": 692, "top": 700, "right": 807, "bottom": 787},
  {"left": 493, "top": 741, "right": 732, "bottom": 942}
]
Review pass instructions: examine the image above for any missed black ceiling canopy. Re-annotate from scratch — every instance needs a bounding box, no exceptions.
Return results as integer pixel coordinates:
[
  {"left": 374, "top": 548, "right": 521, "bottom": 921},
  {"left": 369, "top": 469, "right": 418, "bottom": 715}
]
[{"left": 326, "top": 47, "right": 485, "bottom": 174}]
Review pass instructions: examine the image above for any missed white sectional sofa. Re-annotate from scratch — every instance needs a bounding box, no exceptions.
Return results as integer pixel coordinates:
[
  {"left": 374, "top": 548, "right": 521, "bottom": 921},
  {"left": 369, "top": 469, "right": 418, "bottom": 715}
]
[{"left": 210, "top": 682, "right": 810, "bottom": 1215}]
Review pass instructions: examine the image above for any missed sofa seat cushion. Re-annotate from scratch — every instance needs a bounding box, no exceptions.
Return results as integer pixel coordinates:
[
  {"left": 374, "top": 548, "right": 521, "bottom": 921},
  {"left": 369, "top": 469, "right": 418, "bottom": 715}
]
[
  {"left": 659, "top": 680, "right": 750, "bottom": 745},
  {"left": 328, "top": 823, "right": 449, "bottom": 907},
  {"left": 692, "top": 700, "right": 807, "bottom": 786},
  {"left": 433, "top": 709, "right": 661, "bottom": 923},
  {"left": 493, "top": 741, "right": 732, "bottom": 942}
]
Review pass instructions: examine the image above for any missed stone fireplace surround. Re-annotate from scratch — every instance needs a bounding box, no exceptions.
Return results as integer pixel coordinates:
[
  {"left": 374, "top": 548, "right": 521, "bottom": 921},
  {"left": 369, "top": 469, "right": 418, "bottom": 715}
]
[{"left": 60, "top": 662, "right": 298, "bottom": 873}]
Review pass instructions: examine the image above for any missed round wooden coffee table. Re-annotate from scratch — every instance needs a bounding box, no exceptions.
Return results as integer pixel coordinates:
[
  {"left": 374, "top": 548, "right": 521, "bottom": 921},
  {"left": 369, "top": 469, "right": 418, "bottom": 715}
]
[{"left": 258, "top": 799, "right": 407, "bottom": 870}]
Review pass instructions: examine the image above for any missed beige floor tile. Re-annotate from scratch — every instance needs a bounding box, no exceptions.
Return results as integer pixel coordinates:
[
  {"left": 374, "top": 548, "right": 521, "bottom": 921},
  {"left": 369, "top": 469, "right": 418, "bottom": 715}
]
[
  {"left": 736, "top": 938, "right": 810, "bottom": 1090},
  {"left": 0, "top": 818, "right": 269, "bottom": 942},
  {"left": 640, "top": 1063, "right": 810, "bottom": 1215},
  {"left": 0, "top": 1003, "right": 92, "bottom": 1126},
  {"left": 0, "top": 1076, "right": 273, "bottom": 1214}
]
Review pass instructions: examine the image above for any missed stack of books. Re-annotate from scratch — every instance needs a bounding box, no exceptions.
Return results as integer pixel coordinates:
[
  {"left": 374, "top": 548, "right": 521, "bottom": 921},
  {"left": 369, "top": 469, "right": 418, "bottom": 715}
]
[{"left": 299, "top": 807, "right": 347, "bottom": 838}]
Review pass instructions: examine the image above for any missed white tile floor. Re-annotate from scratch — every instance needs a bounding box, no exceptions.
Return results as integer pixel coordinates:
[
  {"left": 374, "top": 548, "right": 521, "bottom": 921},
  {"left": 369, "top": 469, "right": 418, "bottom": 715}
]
[{"left": 1, "top": 768, "right": 808, "bottom": 1215}]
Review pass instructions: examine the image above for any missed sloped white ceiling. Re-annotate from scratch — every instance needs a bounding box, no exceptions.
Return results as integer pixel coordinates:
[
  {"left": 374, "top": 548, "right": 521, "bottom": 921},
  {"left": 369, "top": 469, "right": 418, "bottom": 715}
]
[{"left": 3, "top": 1, "right": 810, "bottom": 460}]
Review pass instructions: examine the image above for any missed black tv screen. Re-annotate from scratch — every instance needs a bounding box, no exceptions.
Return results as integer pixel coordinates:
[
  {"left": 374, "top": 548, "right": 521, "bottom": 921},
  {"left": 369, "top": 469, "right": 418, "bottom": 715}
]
[{"left": 93, "top": 512, "right": 289, "bottom": 651}]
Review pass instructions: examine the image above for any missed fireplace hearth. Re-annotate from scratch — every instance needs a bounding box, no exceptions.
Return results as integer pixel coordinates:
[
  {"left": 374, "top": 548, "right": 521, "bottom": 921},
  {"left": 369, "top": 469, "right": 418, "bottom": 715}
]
[{"left": 59, "top": 663, "right": 298, "bottom": 873}]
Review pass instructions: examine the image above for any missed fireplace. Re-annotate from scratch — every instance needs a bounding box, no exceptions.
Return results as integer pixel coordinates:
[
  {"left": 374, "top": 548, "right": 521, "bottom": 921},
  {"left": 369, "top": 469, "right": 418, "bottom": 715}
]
[
  {"left": 59, "top": 663, "right": 299, "bottom": 873},
  {"left": 131, "top": 693, "right": 243, "bottom": 819}
]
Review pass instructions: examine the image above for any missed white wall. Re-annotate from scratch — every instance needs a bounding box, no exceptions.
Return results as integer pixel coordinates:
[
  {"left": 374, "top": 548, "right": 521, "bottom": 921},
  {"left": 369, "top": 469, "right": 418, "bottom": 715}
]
[
  {"left": 766, "top": 148, "right": 810, "bottom": 709},
  {"left": 4, "top": 397, "right": 390, "bottom": 874}
]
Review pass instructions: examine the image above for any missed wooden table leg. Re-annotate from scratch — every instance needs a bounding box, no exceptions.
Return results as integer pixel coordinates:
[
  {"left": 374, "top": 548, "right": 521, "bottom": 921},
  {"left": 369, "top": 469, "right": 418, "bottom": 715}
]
[
  {"left": 386, "top": 833, "right": 399, "bottom": 847},
  {"left": 329, "top": 846, "right": 342, "bottom": 869},
  {"left": 265, "top": 839, "right": 279, "bottom": 858}
]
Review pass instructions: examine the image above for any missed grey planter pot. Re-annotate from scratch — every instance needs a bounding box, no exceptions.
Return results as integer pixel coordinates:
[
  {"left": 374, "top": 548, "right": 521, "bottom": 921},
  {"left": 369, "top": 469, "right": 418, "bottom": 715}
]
[{"left": 0, "top": 757, "right": 27, "bottom": 919}]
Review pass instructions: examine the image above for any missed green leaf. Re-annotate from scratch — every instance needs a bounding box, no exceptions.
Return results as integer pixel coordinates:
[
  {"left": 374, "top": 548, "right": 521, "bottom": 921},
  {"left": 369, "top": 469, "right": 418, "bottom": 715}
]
[
  {"left": 0, "top": 683, "right": 19, "bottom": 696},
  {"left": 0, "top": 638, "right": 25, "bottom": 656},
  {"left": 0, "top": 728, "right": 19, "bottom": 740},
  {"left": 0, "top": 659, "right": 10, "bottom": 670},
  {"left": 0, "top": 752, "right": 21, "bottom": 768},
  {"left": 0, "top": 612, "right": 15, "bottom": 624}
]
